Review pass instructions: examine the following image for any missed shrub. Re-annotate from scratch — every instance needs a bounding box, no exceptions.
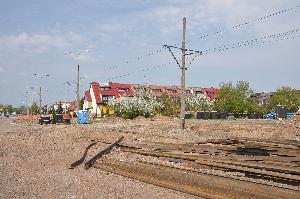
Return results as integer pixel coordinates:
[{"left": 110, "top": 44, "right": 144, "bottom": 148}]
[
  {"left": 186, "top": 94, "right": 213, "bottom": 111},
  {"left": 108, "top": 89, "right": 162, "bottom": 119},
  {"left": 157, "top": 94, "right": 180, "bottom": 117}
]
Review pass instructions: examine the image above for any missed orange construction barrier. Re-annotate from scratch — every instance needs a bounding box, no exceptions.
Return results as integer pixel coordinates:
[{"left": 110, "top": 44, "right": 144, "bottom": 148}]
[{"left": 16, "top": 115, "right": 40, "bottom": 121}]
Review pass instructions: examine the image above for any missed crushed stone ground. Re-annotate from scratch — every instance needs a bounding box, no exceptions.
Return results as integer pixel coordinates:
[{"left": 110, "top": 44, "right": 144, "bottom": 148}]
[{"left": 0, "top": 116, "right": 298, "bottom": 199}]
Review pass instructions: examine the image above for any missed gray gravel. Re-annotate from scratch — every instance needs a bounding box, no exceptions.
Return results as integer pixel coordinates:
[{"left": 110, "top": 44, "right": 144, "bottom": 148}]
[
  {"left": 0, "top": 118, "right": 198, "bottom": 199},
  {"left": 0, "top": 116, "right": 298, "bottom": 199}
]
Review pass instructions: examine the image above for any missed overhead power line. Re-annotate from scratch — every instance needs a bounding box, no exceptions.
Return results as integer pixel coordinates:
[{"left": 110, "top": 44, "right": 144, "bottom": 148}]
[
  {"left": 105, "top": 28, "right": 300, "bottom": 82},
  {"left": 103, "top": 62, "right": 172, "bottom": 82},
  {"left": 103, "top": 4, "right": 300, "bottom": 83},
  {"left": 102, "top": 48, "right": 164, "bottom": 73},
  {"left": 175, "top": 3, "right": 300, "bottom": 46},
  {"left": 188, "top": 28, "right": 300, "bottom": 65}
]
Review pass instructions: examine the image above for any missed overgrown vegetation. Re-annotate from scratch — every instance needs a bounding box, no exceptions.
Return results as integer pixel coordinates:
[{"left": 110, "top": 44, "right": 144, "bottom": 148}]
[
  {"left": 269, "top": 87, "right": 300, "bottom": 112},
  {"left": 0, "top": 102, "right": 41, "bottom": 115},
  {"left": 0, "top": 104, "right": 24, "bottom": 114},
  {"left": 157, "top": 94, "right": 180, "bottom": 118},
  {"left": 214, "top": 82, "right": 300, "bottom": 114},
  {"left": 109, "top": 90, "right": 214, "bottom": 119},
  {"left": 214, "top": 81, "right": 258, "bottom": 114},
  {"left": 186, "top": 94, "right": 213, "bottom": 112},
  {"left": 108, "top": 89, "right": 162, "bottom": 119}
]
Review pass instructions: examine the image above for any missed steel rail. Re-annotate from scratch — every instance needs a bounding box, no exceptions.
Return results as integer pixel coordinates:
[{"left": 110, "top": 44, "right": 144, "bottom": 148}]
[
  {"left": 121, "top": 148, "right": 300, "bottom": 185},
  {"left": 94, "top": 158, "right": 300, "bottom": 199},
  {"left": 84, "top": 136, "right": 124, "bottom": 169}
]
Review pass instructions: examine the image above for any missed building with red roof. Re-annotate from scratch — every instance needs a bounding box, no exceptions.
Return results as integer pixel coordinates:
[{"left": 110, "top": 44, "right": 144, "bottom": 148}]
[
  {"left": 83, "top": 82, "right": 134, "bottom": 117},
  {"left": 83, "top": 81, "right": 218, "bottom": 117},
  {"left": 189, "top": 87, "right": 219, "bottom": 101}
]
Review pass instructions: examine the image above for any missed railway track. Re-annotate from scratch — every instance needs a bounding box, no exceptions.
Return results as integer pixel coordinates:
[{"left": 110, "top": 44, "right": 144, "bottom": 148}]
[
  {"left": 76, "top": 137, "right": 300, "bottom": 198},
  {"left": 94, "top": 158, "right": 299, "bottom": 199}
]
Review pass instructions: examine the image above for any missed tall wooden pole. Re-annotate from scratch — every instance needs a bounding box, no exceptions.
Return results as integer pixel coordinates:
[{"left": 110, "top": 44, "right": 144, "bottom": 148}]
[
  {"left": 76, "top": 64, "right": 80, "bottom": 112},
  {"left": 39, "top": 86, "right": 42, "bottom": 114},
  {"left": 180, "top": 17, "right": 186, "bottom": 129}
]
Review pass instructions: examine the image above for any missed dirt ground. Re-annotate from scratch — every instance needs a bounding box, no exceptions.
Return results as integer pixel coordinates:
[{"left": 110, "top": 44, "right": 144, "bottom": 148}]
[{"left": 0, "top": 116, "right": 298, "bottom": 199}]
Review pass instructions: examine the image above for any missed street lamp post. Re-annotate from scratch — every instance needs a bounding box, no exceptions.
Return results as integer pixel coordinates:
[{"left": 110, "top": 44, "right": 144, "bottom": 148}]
[
  {"left": 24, "top": 91, "right": 29, "bottom": 115},
  {"left": 33, "top": 74, "right": 50, "bottom": 114},
  {"left": 64, "top": 50, "right": 91, "bottom": 113}
]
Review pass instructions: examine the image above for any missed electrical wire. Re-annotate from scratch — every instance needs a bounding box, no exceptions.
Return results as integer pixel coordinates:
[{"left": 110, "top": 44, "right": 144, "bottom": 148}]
[
  {"left": 102, "top": 48, "right": 164, "bottom": 73},
  {"left": 105, "top": 28, "right": 300, "bottom": 82},
  {"left": 188, "top": 28, "right": 300, "bottom": 66},
  {"left": 103, "top": 62, "right": 172, "bottom": 82},
  {"left": 187, "top": 3, "right": 300, "bottom": 44}
]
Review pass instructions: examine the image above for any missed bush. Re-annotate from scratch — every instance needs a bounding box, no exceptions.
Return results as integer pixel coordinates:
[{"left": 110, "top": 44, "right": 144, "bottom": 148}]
[
  {"left": 108, "top": 89, "right": 162, "bottom": 119},
  {"left": 186, "top": 94, "right": 213, "bottom": 111},
  {"left": 157, "top": 94, "right": 180, "bottom": 117}
]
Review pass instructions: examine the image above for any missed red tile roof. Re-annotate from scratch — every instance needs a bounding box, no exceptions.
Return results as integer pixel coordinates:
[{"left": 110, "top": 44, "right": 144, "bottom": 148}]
[
  {"left": 91, "top": 82, "right": 134, "bottom": 103},
  {"left": 91, "top": 82, "right": 102, "bottom": 104},
  {"left": 201, "top": 87, "right": 219, "bottom": 100},
  {"left": 87, "top": 82, "right": 218, "bottom": 104},
  {"left": 85, "top": 91, "right": 92, "bottom": 102}
]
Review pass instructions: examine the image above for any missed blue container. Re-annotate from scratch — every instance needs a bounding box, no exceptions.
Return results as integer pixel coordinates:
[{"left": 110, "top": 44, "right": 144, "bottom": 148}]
[
  {"left": 287, "top": 113, "right": 293, "bottom": 119},
  {"left": 264, "top": 112, "right": 277, "bottom": 119},
  {"left": 77, "top": 110, "right": 88, "bottom": 124}
]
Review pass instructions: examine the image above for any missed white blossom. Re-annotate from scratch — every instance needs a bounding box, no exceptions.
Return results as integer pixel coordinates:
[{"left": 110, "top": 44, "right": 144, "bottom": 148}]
[
  {"left": 108, "top": 89, "right": 162, "bottom": 119},
  {"left": 186, "top": 94, "right": 213, "bottom": 111}
]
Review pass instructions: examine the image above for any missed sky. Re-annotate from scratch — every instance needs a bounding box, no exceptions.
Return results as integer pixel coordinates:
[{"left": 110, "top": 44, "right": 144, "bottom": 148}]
[{"left": 0, "top": 0, "right": 299, "bottom": 106}]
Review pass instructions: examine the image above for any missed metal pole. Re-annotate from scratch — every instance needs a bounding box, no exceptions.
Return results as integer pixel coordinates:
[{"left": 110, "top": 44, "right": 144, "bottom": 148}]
[
  {"left": 180, "top": 17, "right": 186, "bottom": 130},
  {"left": 76, "top": 63, "right": 80, "bottom": 112}
]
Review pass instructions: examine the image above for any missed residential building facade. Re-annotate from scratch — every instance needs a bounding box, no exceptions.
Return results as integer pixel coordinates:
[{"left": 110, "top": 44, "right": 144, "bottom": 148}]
[{"left": 83, "top": 82, "right": 219, "bottom": 117}]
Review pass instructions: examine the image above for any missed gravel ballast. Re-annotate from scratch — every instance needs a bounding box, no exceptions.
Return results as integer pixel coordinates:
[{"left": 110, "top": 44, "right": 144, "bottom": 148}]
[{"left": 0, "top": 116, "right": 298, "bottom": 198}]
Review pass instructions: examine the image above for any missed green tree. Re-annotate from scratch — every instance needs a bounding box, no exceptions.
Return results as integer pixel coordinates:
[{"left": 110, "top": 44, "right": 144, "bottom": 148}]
[
  {"left": 214, "top": 81, "right": 254, "bottom": 114},
  {"left": 30, "top": 102, "right": 39, "bottom": 115},
  {"left": 246, "top": 98, "right": 263, "bottom": 114},
  {"left": 3, "top": 105, "right": 13, "bottom": 114},
  {"left": 157, "top": 94, "right": 180, "bottom": 117},
  {"left": 269, "top": 87, "right": 300, "bottom": 112}
]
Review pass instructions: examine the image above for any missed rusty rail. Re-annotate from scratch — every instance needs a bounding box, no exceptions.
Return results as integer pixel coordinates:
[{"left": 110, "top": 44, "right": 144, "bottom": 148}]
[
  {"left": 94, "top": 158, "right": 300, "bottom": 199},
  {"left": 87, "top": 137, "right": 300, "bottom": 197},
  {"left": 84, "top": 136, "right": 124, "bottom": 169},
  {"left": 69, "top": 142, "right": 97, "bottom": 169}
]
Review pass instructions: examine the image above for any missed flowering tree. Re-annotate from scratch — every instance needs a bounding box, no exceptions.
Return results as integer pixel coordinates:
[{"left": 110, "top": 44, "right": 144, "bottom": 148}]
[
  {"left": 186, "top": 94, "right": 213, "bottom": 111},
  {"left": 108, "top": 89, "right": 162, "bottom": 119}
]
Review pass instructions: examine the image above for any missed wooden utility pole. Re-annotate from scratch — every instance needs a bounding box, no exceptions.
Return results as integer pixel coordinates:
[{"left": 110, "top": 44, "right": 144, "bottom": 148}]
[
  {"left": 76, "top": 64, "right": 80, "bottom": 112},
  {"left": 39, "top": 86, "right": 42, "bottom": 114},
  {"left": 180, "top": 17, "right": 187, "bottom": 130}
]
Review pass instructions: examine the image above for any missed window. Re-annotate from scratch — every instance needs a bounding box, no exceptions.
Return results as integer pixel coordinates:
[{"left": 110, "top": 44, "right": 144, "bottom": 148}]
[
  {"left": 153, "top": 89, "right": 162, "bottom": 92},
  {"left": 195, "top": 91, "right": 204, "bottom": 95},
  {"left": 118, "top": 88, "right": 129, "bottom": 92},
  {"left": 100, "top": 87, "right": 110, "bottom": 91},
  {"left": 102, "top": 95, "right": 113, "bottom": 102},
  {"left": 166, "top": 89, "right": 177, "bottom": 93},
  {"left": 102, "top": 96, "right": 108, "bottom": 101},
  {"left": 135, "top": 87, "right": 146, "bottom": 91}
]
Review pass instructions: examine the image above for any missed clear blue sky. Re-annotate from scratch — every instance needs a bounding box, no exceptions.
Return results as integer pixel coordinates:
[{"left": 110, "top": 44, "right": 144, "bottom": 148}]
[{"left": 0, "top": 0, "right": 299, "bottom": 106}]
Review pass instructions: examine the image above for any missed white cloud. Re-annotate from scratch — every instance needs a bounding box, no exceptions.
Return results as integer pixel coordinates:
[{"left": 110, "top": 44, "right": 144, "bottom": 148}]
[
  {"left": 0, "top": 32, "right": 87, "bottom": 54},
  {"left": 137, "top": 0, "right": 298, "bottom": 38},
  {"left": 100, "top": 23, "right": 128, "bottom": 33},
  {"left": 0, "top": 67, "right": 4, "bottom": 73}
]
